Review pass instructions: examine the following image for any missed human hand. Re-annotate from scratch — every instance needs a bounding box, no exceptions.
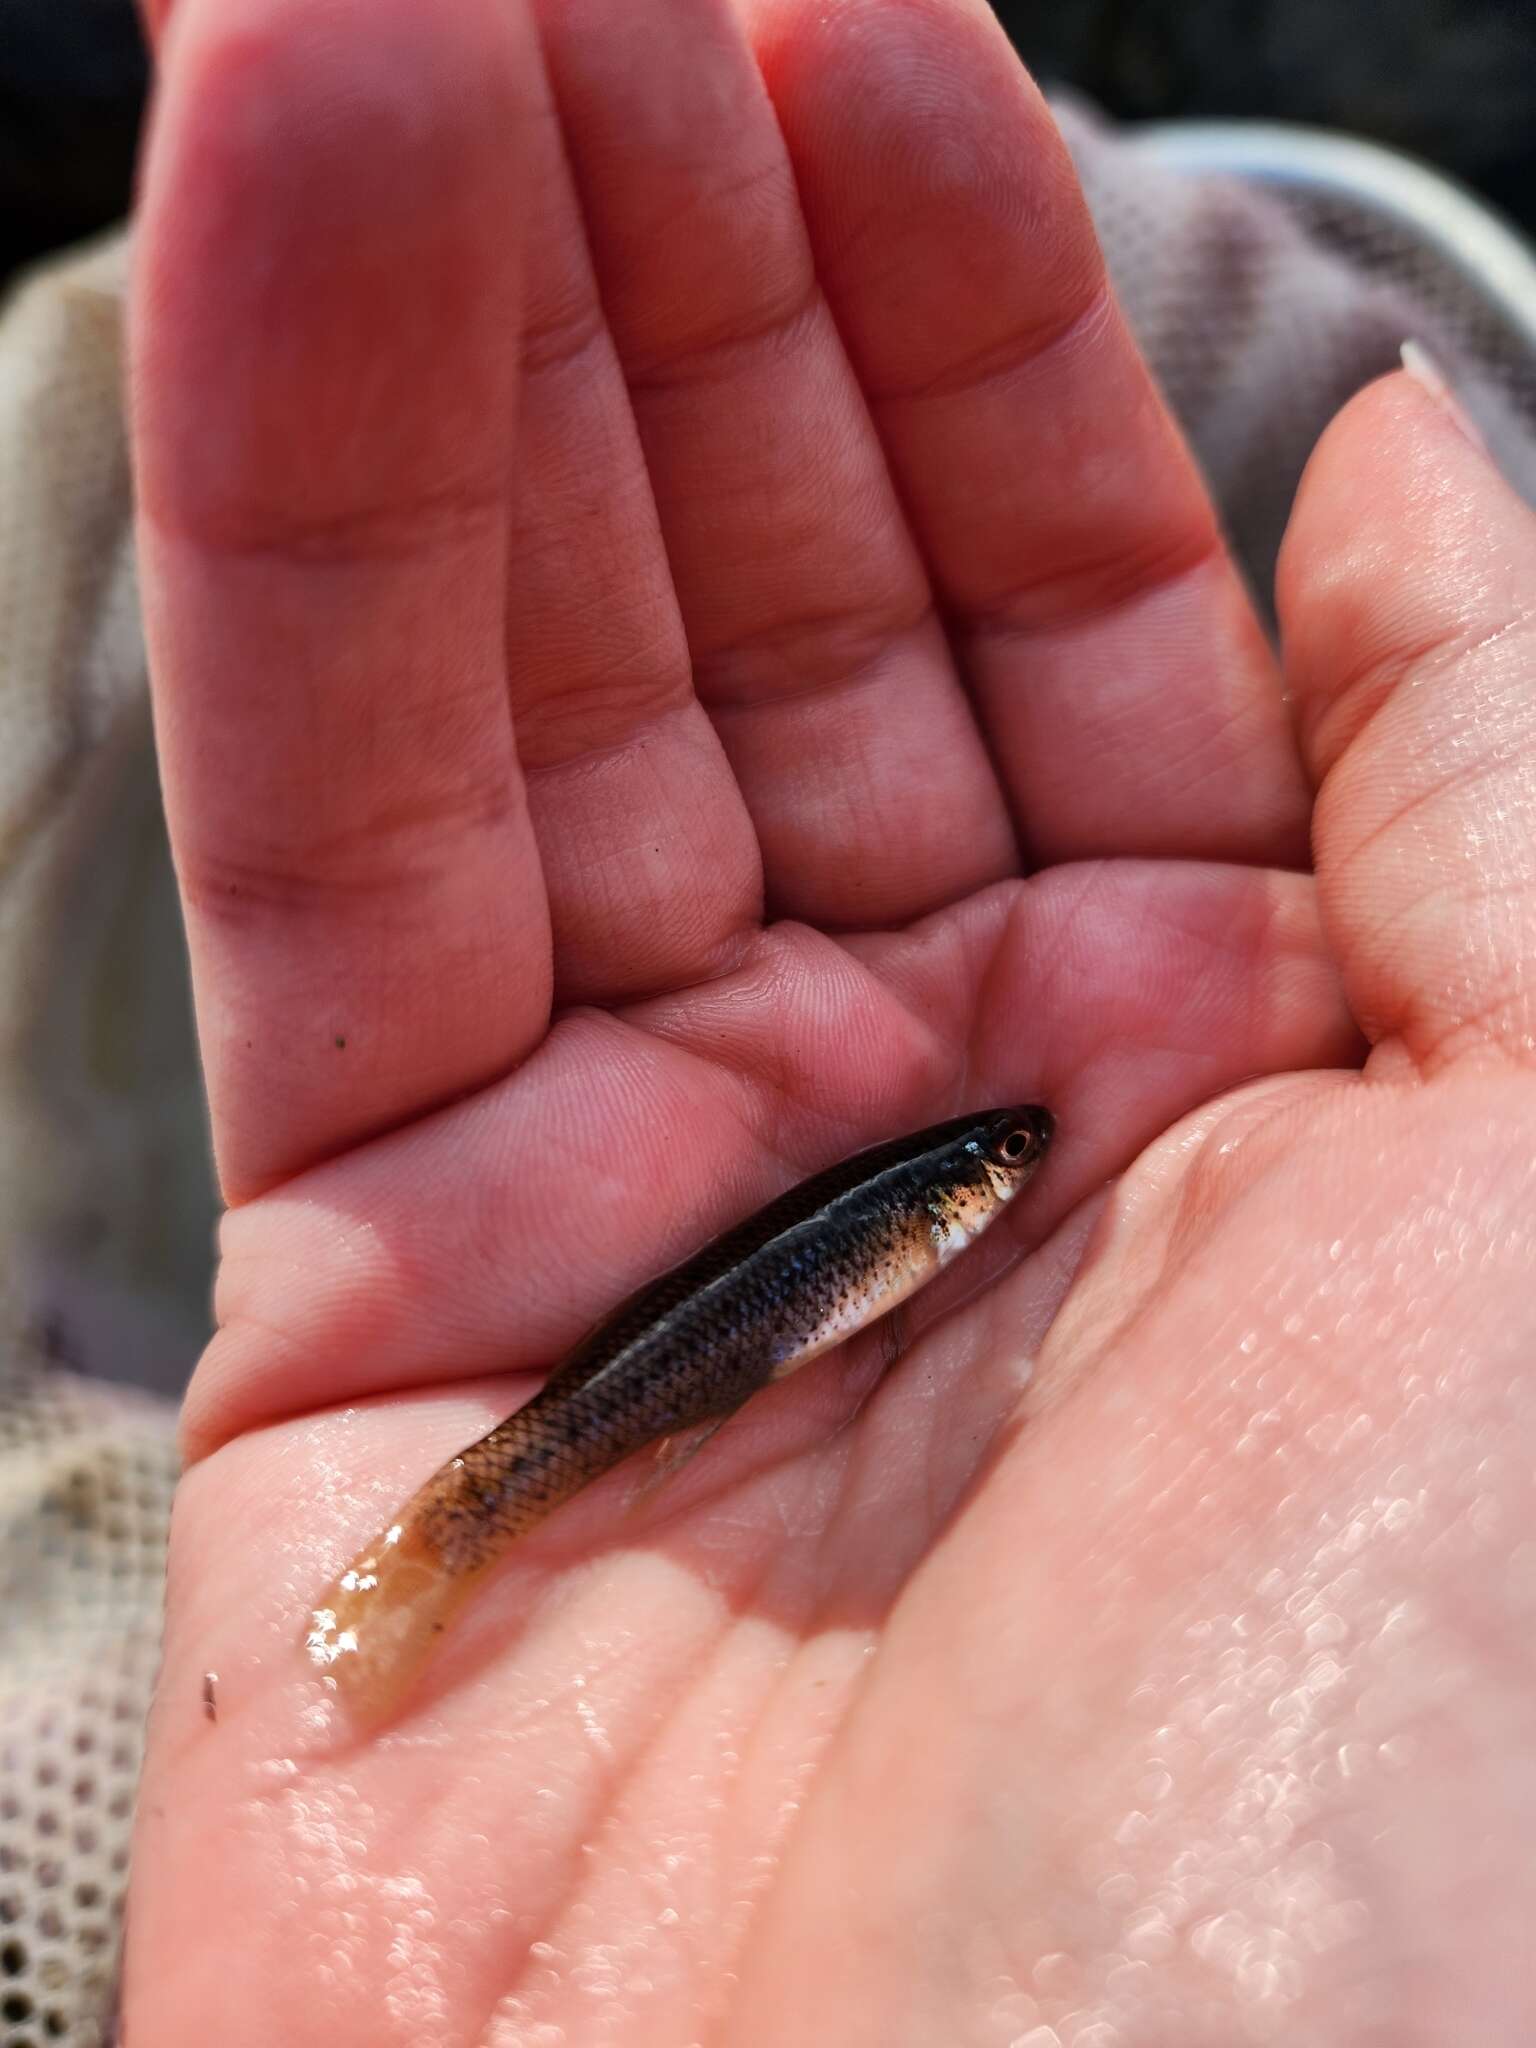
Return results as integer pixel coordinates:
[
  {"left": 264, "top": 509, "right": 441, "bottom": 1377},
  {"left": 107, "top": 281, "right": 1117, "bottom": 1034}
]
[{"left": 125, "top": 0, "right": 1535, "bottom": 2041}]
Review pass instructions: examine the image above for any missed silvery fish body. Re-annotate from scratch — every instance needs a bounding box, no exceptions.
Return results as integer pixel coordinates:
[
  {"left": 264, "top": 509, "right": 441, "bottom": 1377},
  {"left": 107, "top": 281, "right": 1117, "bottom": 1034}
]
[{"left": 306, "top": 1104, "right": 1053, "bottom": 1717}]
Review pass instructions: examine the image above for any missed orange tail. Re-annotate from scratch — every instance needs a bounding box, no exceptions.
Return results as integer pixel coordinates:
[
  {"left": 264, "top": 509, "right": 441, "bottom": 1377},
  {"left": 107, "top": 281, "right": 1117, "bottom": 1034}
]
[{"left": 303, "top": 1515, "right": 489, "bottom": 1725}]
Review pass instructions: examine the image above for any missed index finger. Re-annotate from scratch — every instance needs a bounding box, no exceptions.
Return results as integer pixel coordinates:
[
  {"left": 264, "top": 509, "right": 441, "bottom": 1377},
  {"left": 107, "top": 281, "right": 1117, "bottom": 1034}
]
[{"left": 132, "top": 0, "right": 552, "bottom": 1199}]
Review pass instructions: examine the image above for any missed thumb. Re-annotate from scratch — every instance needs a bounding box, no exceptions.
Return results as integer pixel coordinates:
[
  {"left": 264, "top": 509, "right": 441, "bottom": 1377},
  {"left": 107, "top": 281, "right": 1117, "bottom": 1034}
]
[{"left": 1279, "top": 362, "right": 1536, "bottom": 1073}]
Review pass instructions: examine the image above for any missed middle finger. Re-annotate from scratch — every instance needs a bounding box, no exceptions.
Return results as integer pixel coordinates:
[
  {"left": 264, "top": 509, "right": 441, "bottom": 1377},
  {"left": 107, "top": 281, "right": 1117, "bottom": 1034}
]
[{"left": 535, "top": 0, "right": 1019, "bottom": 931}]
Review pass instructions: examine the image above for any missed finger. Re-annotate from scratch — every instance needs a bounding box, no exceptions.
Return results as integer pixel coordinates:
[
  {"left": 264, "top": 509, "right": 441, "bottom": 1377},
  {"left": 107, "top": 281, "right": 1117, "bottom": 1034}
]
[
  {"left": 502, "top": 41, "right": 764, "bottom": 1003},
  {"left": 132, "top": 0, "right": 550, "bottom": 1199},
  {"left": 185, "top": 862, "right": 1355, "bottom": 1454},
  {"left": 1278, "top": 366, "right": 1536, "bottom": 1070},
  {"left": 536, "top": 0, "right": 1019, "bottom": 929},
  {"left": 753, "top": 0, "right": 1309, "bottom": 869}
]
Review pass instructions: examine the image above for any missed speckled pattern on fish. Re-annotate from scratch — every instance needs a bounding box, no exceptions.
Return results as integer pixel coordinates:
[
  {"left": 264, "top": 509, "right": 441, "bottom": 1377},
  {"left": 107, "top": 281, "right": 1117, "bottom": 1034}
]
[{"left": 304, "top": 1105, "right": 1053, "bottom": 1719}]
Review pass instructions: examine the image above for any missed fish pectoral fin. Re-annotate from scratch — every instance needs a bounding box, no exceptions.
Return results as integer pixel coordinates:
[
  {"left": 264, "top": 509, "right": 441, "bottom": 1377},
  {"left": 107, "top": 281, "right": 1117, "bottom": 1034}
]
[
  {"left": 625, "top": 1417, "right": 732, "bottom": 1515},
  {"left": 880, "top": 1302, "right": 910, "bottom": 1373}
]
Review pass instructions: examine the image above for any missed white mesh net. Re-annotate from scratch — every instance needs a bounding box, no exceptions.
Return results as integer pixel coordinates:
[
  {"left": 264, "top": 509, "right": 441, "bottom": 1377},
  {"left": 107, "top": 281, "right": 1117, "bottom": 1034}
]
[
  {"left": 0, "top": 1360, "right": 177, "bottom": 2048},
  {"left": 0, "top": 234, "right": 208, "bottom": 2048}
]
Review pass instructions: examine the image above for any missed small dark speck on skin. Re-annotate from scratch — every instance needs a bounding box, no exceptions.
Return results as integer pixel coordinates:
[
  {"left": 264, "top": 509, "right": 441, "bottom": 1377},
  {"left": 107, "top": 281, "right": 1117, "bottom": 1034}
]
[
  {"left": 334, "top": 1035, "right": 346, "bottom": 1050},
  {"left": 202, "top": 1673, "right": 217, "bottom": 1723}
]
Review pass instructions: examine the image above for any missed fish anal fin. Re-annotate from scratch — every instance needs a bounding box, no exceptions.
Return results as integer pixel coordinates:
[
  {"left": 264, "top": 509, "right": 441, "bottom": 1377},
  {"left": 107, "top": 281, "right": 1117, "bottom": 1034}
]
[
  {"left": 626, "top": 1417, "right": 731, "bottom": 1515},
  {"left": 880, "top": 1302, "right": 909, "bottom": 1373}
]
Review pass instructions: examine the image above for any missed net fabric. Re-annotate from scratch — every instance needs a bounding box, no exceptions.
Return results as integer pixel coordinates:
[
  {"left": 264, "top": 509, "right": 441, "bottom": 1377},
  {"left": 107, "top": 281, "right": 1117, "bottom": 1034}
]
[
  {"left": 1283, "top": 187, "right": 1536, "bottom": 416},
  {"left": 1056, "top": 99, "right": 1536, "bottom": 609},
  {"left": 0, "top": 234, "right": 210, "bottom": 2048},
  {"left": 0, "top": 1361, "right": 178, "bottom": 2048},
  {"left": 0, "top": 112, "right": 1533, "bottom": 2047}
]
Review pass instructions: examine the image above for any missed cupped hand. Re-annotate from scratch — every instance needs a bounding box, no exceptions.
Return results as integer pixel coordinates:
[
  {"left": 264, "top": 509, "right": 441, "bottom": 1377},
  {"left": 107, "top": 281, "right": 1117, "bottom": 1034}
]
[{"left": 124, "top": 1, "right": 1536, "bottom": 2041}]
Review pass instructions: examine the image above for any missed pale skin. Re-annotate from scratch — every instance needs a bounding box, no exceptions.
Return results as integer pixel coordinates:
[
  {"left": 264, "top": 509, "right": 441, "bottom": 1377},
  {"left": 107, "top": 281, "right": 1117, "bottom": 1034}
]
[{"left": 123, "top": 0, "right": 1536, "bottom": 2040}]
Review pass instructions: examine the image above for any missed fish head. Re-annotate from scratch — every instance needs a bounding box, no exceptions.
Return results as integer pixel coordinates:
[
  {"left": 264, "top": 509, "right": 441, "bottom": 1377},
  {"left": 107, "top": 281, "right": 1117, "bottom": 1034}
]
[
  {"left": 974, "top": 1104, "right": 1055, "bottom": 1187},
  {"left": 927, "top": 1104, "right": 1055, "bottom": 1259}
]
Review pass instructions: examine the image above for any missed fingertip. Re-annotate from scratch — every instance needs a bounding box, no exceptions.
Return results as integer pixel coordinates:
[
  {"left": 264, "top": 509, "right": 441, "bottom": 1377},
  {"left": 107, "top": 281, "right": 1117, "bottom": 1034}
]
[
  {"left": 1398, "top": 339, "right": 1492, "bottom": 451},
  {"left": 1279, "top": 364, "right": 1508, "bottom": 616},
  {"left": 133, "top": 0, "right": 538, "bottom": 542},
  {"left": 751, "top": 0, "right": 1098, "bottom": 360},
  {"left": 1277, "top": 365, "right": 1533, "bottom": 775}
]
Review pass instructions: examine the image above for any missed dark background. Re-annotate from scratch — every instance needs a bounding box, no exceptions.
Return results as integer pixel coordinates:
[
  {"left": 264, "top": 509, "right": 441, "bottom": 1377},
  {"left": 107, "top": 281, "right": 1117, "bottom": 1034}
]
[
  {"left": 2, "top": 0, "right": 1534, "bottom": 285},
  {"left": 1003, "top": 0, "right": 1536, "bottom": 231}
]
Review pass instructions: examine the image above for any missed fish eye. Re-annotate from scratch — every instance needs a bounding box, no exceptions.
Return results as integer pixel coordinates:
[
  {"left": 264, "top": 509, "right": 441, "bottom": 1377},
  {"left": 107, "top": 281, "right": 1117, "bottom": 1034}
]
[{"left": 999, "top": 1126, "right": 1033, "bottom": 1162}]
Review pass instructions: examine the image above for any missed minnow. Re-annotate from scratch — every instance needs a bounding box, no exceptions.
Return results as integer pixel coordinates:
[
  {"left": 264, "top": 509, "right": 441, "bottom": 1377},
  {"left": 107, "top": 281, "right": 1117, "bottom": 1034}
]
[{"left": 305, "top": 1104, "right": 1054, "bottom": 1718}]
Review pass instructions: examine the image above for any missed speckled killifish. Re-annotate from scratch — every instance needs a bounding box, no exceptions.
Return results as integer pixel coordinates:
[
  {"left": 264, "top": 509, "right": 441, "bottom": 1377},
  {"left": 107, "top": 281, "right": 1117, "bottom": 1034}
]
[{"left": 305, "top": 1104, "right": 1054, "bottom": 1716}]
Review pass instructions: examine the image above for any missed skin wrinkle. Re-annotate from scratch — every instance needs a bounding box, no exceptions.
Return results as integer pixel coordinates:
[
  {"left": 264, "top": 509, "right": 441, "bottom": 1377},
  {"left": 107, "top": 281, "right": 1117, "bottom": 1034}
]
[
  {"left": 1023, "top": 1079, "right": 1346, "bottom": 1416},
  {"left": 620, "top": 279, "right": 825, "bottom": 396},
  {"left": 178, "top": 784, "right": 527, "bottom": 919},
  {"left": 408, "top": 1610, "right": 732, "bottom": 2044},
  {"left": 517, "top": 296, "right": 612, "bottom": 382},
  {"left": 520, "top": 694, "right": 716, "bottom": 788},
  {"left": 503, "top": 578, "right": 694, "bottom": 766},
  {"left": 543, "top": 25, "right": 808, "bottom": 348},
  {"left": 1307, "top": 622, "right": 1536, "bottom": 798},
  {"left": 690, "top": 596, "right": 938, "bottom": 709},
  {"left": 960, "top": 534, "right": 1226, "bottom": 664},
  {"left": 627, "top": 337, "right": 922, "bottom": 605},
  {"left": 452, "top": 1002, "right": 869, "bottom": 1308},
  {"left": 964, "top": 882, "right": 1061, "bottom": 1084},
  {"left": 957, "top": 497, "right": 1225, "bottom": 644},
  {"left": 617, "top": 920, "right": 948, "bottom": 1114},
  {"left": 827, "top": 1311, "right": 1003, "bottom": 1583},
  {"left": 1337, "top": 880, "right": 1536, "bottom": 1017},
  {"left": 466, "top": 1624, "right": 738, "bottom": 2042},
  {"left": 1298, "top": 621, "right": 1480, "bottom": 772},
  {"left": 1329, "top": 877, "right": 1536, "bottom": 1036},
  {"left": 1324, "top": 739, "right": 1529, "bottom": 879},
  {"left": 137, "top": 473, "right": 510, "bottom": 566},
  {"left": 618, "top": 143, "right": 804, "bottom": 263},
  {"left": 863, "top": 271, "right": 1113, "bottom": 411},
  {"left": 1284, "top": 486, "right": 1536, "bottom": 776},
  {"left": 651, "top": 1504, "right": 901, "bottom": 2033},
  {"left": 530, "top": 729, "right": 718, "bottom": 862},
  {"left": 1403, "top": 995, "right": 1536, "bottom": 1086},
  {"left": 553, "top": 865, "right": 761, "bottom": 1008},
  {"left": 1037, "top": 672, "right": 1284, "bottom": 845}
]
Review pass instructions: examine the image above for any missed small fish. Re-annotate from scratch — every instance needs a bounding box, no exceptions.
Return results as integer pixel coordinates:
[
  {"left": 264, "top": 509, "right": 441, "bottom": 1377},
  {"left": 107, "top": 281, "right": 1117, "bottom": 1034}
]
[{"left": 305, "top": 1104, "right": 1054, "bottom": 1718}]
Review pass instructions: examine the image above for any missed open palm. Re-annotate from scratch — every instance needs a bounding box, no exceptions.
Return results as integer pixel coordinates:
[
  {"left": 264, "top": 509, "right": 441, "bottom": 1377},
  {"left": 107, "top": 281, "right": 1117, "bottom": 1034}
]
[{"left": 126, "top": 0, "right": 1536, "bottom": 2042}]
